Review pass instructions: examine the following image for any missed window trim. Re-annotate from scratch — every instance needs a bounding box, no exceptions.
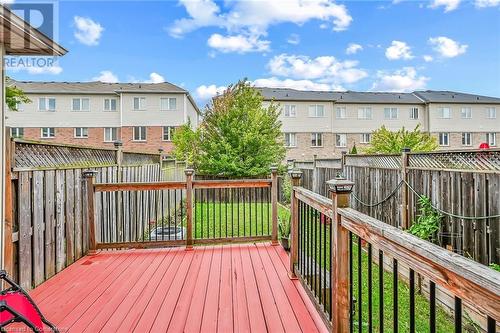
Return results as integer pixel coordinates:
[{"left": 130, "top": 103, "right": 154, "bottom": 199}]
[
  {"left": 38, "top": 97, "right": 56, "bottom": 112},
  {"left": 384, "top": 107, "right": 399, "bottom": 120},
  {"left": 486, "top": 133, "right": 497, "bottom": 146},
  {"left": 283, "top": 104, "right": 297, "bottom": 118},
  {"left": 410, "top": 107, "right": 419, "bottom": 120},
  {"left": 162, "top": 126, "right": 175, "bottom": 141},
  {"left": 40, "top": 127, "right": 55, "bottom": 138},
  {"left": 357, "top": 107, "right": 372, "bottom": 120},
  {"left": 438, "top": 132, "right": 449, "bottom": 146},
  {"left": 335, "top": 133, "right": 347, "bottom": 147},
  {"left": 74, "top": 127, "right": 89, "bottom": 139},
  {"left": 308, "top": 104, "right": 325, "bottom": 118},
  {"left": 336, "top": 107, "right": 347, "bottom": 119},
  {"left": 311, "top": 132, "right": 323, "bottom": 147},
  {"left": 71, "top": 98, "right": 91, "bottom": 112},
  {"left": 133, "top": 126, "right": 147, "bottom": 142},
  {"left": 438, "top": 107, "right": 452, "bottom": 119},
  {"left": 10, "top": 127, "right": 24, "bottom": 138},
  {"left": 103, "top": 98, "right": 118, "bottom": 112},
  {"left": 461, "top": 132, "right": 472, "bottom": 146},
  {"left": 460, "top": 107, "right": 472, "bottom": 119},
  {"left": 103, "top": 127, "right": 118, "bottom": 142},
  {"left": 160, "top": 97, "right": 177, "bottom": 111},
  {"left": 486, "top": 107, "right": 497, "bottom": 119},
  {"left": 284, "top": 132, "right": 297, "bottom": 147},
  {"left": 133, "top": 97, "right": 147, "bottom": 111},
  {"left": 360, "top": 133, "right": 371, "bottom": 144}
]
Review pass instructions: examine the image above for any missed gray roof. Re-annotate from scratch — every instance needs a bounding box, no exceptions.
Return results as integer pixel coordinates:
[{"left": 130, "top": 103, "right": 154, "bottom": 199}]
[
  {"left": 9, "top": 80, "right": 187, "bottom": 94},
  {"left": 413, "top": 91, "right": 500, "bottom": 104},
  {"left": 258, "top": 87, "right": 500, "bottom": 104}
]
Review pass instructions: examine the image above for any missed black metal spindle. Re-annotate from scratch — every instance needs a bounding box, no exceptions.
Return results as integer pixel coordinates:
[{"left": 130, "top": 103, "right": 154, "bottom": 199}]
[
  {"left": 174, "top": 189, "right": 178, "bottom": 240},
  {"left": 237, "top": 188, "right": 240, "bottom": 237},
  {"left": 379, "top": 250, "right": 384, "bottom": 333},
  {"left": 487, "top": 317, "right": 496, "bottom": 333},
  {"left": 225, "top": 188, "right": 228, "bottom": 238},
  {"left": 323, "top": 213, "right": 327, "bottom": 314},
  {"left": 213, "top": 188, "right": 216, "bottom": 239},
  {"left": 160, "top": 189, "right": 164, "bottom": 241},
  {"left": 393, "top": 258, "right": 398, "bottom": 333},
  {"left": 260, "top": 187, "right": 263, "bottom": 236},
  {"left": 328, "top": 217, "right": 332, "bottom": 320},
  {"left": 219, "top": 188, "right": 222, "bottom": 238},
  {"left": 409, "top": 269, "right": 415, "bottom": 333},
  {"left": 201, "top": 189, "right": 204, "bottom": 239},
  {"left": 180, "top": 189, "right": 184, "bottom": 239},
  {"left": 430, "top": 281, "right": 436, "bottom": 333},
  {"left": 454, "top": 297, "right": 462, "bottom": 333},
  {"left": 313, "top": 208, "right": 317, "bottom": 295},
  {"left": 358, "top": 236, "right": 362, "bottom": 333},
  {"left": 349, "top": 231, "right": 353, "bottom": 333},
  {"left": 243, "top": 188, "right": 246, "bottom": 236},
  {"left": 367, "top": 243, "right": 372, "bottom": 333}
]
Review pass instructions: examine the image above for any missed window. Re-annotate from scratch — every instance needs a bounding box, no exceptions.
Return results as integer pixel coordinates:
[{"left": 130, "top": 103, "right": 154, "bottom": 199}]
[
  {"left": 10, "top": 128, "right": 23, "bottom": 138},
  {"left": 104, "top": 128, "right": 118, "bottom": 142},
  {"left": 10, "top": 102, "right": 24, "bottom": 112},
  {"left": 163, "top": 126, "right": 175, "bottom": 141},
  {"left": 384, "top": 107, "right": 398, "bottom": 119},
  {"left": 462, "top": 132, "right": 472, "bottom": 146},
  {"left": 160, "top": 98, "right": 177, "bottom": 111},
  {"left": 486, "top": 133, "right": 497, "bottom": 146},
  {"left": 486, "top": 107, "right": 497, "bottom": 119},
  {"left": 133, "top": 97, "right": 146, "bottom": 110},
  {"left": 284, "top": 133, "right": 297, "bottom": 147},
  {"left": 438, "top": 107, "right": 451, "bottom": 119},
  {"left": 438, "top": 132, "right": 449, "bottom": 146},
  {"left": 104, "top": 98, "right": 117, "bottom": 111},
  {"left": 72, "top": 98, "right": 90, "bottom": 111},
  {"left": 358, "top": 107, "right": 372, "bottom": 119},
  {"left": 311, "top": 133, "right": 323, "bottom": 147},
  {"left": 283, "top": 104, "right": 297, "bottom": 117},
  {"left": 41, "top": 127, "right": 55, "bottom": 138},
  {"left": 308, "top": 105, "right": 325, "bottom": 118},
  {"left": 460, "top": 107, "right": 472, "bottom": 119},
  {"left": 410, "top": 107, "right": 419, "bottom": 120},
  {"left": 336, "top": 134, "right": 347, "bottom": 147},
  {"left": 74, "top": 127, "right": 88, "bottom": 138},
  {"left": 336, "top": 107, "right": 347, "bottom": 119},
  {"left": 133, "top": 126, "right": 147, "bottom": 141},
  {"left": 360, "top": 133, "right": 371, "bottom": 144},
  {"left": 38, "top": 97, "right": 56, "bottom": 111}
]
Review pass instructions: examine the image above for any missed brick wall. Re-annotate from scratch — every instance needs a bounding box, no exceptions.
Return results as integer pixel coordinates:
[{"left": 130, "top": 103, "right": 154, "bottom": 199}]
[{"left": 432, "top": 132, "right": 499, "bottom": 149}]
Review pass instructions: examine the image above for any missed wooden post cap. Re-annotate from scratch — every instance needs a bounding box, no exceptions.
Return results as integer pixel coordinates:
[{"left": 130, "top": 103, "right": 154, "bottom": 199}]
[
  {"left": 184, "top": 168, "right": 195, "bottom": 176},
  {"left": 288, "top": 169, "right": 302, "bottom": 179},
  {"left": 82, "top": 170, "right": 99, "bottom": 178}
]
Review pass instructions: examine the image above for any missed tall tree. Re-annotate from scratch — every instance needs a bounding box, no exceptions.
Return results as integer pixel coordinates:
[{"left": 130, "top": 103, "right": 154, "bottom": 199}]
[
  {"left": 6, "top": 78, "right": 31, "bottom": 111},
  {"left": 363, "top": 125, "right": 438, "bottom": 153},
  {"left": 173, "top": 80, "right": 285, "bottom": 177}
]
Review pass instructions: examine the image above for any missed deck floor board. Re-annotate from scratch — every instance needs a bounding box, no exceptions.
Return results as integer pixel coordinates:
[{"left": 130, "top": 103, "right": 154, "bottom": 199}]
[{"left": 31, "top": 243, "right": 328, "bottom": 333}]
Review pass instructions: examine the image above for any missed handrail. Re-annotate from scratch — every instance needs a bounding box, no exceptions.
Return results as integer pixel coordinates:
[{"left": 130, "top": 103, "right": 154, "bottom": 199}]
[
  {"left": 192, "top": 179, "right": 271, "bottom": 189},
  {"left": 294, "top": 187, "right": 333, "bottom": 219},
  {"left": 94, "top": 181, "right": 187, "bottom": 192},
  {"left": 338, "top": 207, "right": 500, "bottom": 321}
]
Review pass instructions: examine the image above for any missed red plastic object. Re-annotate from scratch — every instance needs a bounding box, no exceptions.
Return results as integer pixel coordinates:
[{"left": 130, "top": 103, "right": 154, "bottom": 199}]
[
  {"left": 0, "top": 293, "right": 44, "bottom": 331},
  {"left": 479, "top": 142, "right": 490, "bottom": 149}
]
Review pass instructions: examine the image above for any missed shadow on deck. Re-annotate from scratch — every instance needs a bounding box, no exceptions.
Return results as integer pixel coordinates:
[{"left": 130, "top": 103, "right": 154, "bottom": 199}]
[{"left": 30, "top": 243, "right": 328, "bottom": 333}]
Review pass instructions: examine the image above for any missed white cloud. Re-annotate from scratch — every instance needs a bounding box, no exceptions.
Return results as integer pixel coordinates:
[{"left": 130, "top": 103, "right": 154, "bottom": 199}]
[
  {"left": 92, "top": 70, "right": 119, "bottom": 83},
  {"left": 146, "top": 72, "right": 165, "bottom": 83},
  {"left": 385, "top": 41, "right": 413, "bottom": 60},
  {"left": 267, "top": 54, "right": 367, "bottom": 84},
  {"left": 346, "top": 43, "right": 362, "bottom": 54},
  {"left": 73, "top": 16, "right": 104, "bottom": 46},
  {"left": 423, "top": 55, "right": 434, "bottom": 62},
  {"left": 429, "top": 36, "right": 468, "bottom": 58},
  {"left": 428, "top": 0, "right": 461, "bottom": 12},
  {"left": 207, "top": 33, "right": 270, "bottom": 53},
  {"left": 371, "top": 67, "right": 428, "bottom": 92},
  {"left": 196, "top": 84, "right": 227, "bottom": 100},
  {"left": 253, "top": 77, "right": 345, "bottom": 91},
  {"left": 169, "top": 0, "right": 352, "bottom": 53},
  {"left": 287, "top": 33, "right": 300, "bottom": 45},
  {"left": 475, "top": 0, "right": 500, "bottom": 7},
  {"left": 24, "top": 65, "right": 63, "bottom": 75}
]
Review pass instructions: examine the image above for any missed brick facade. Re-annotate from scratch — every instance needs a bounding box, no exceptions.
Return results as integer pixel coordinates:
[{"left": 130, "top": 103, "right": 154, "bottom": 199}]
[{"left": 431, "top": 132, "right": 499, "bottom": 149}]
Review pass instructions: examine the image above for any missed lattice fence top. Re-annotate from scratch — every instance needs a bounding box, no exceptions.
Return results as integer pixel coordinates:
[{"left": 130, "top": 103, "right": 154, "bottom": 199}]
[
  {"left": 408, "top": 150, "right": 500, "bottom": 171},
  {"left": 122, "top": 152, "right": 161, "bottom": 165},
  {"left": 316, "top": 159, "right": 342, "bottom": 169},
  {"left": 14, "top": 140, "right": 116, "bottom": 170},
  {"left": 344, "top": 154, "right": 402, "bottom": 169}
]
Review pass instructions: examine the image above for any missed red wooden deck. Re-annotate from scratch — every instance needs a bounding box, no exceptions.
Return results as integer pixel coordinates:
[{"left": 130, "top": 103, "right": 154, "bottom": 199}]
[{"left": 30, "top": 243, "right": 328, "bottom": 333}]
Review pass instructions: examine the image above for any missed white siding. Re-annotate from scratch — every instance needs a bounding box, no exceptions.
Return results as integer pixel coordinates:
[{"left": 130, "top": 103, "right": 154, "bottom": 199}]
[
  {"left": 428, "top": 103, "right": 500, "bottom": 132},
  {"left": 121, "top": 93, "right": 186, "bottom": 126}
]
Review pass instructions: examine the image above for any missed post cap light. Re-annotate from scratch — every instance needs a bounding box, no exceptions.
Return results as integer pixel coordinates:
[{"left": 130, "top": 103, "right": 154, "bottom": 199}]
[
  {"left": 184, "top": 168, "right": 195, "bottom": 176},
  {"left": 288, "top": 168, "right": 302, "bottom": 179},
  {"left": 270, "top": 164, "right": 279, "bottom": 173},
  {"left": 113, "top": 140, "right": 123, "bottom": 148},
  {"left": 327, "top": 175, "right": 354, "bottom": 194},
  {"left": 82, "top": 170, "right": 99, "bottom": 178},
  {"left": 158, "top": 148, "right": 164, "bottom": 153}
]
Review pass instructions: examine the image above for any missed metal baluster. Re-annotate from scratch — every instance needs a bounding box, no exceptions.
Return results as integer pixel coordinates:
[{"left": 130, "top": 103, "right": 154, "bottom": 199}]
[
  {"left": 430, "top": 281, "right": 436, "bottom": 333},
  {"left": 393, "top": 259, "right": 398, "bottom": 333},
  {"left": 368, "top": 243, "right": 372, "bottom": 333},
  {"left": 349, "top": 231, "right": 353, "bottom": 333},
  {"left": 454, "top": 297, "right": 462, "bottom": 333},
  {"left": 409, "top": 269, "right": 415, "bottom": 333},
  {"left": 379, "top": 250, "right": 384, "bottom": 333},
  {"left": 358, "top": 236, "right": 362, "bottom": 333}
]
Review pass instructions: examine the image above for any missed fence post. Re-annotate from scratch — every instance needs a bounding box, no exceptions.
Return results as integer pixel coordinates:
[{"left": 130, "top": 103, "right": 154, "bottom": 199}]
[
  {"left": 83, "top": 170, "right": 98, "bottom": 255},
  {"left": 271, "top": 165, "right": 279, "bottom": 246},
  {"left": 114, "top": 140, "right": 123, "bottom": 169},
  {"left": 401, "top": 148, "right": 410, "bottom": 229},
  {"left": 341, "top": 151, "right": 347, "bottom": 174},
  {"left": 312, "top": 154, "right": 319, "bottom": 194},
  {"left": 327, "top": 176, "right": 355, "bottom": 333},
  {"left": 288, "top": 169, "right": 302, "bottom": 279},
  {"left": 185, "top": 169, "right": 194, "bottom": 250},
  {"left": 3, "top": 132, "right": 14, "bottom": 276}
]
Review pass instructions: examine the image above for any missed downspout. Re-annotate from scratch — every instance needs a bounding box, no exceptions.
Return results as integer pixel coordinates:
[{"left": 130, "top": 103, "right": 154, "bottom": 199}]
[
  {"left": 183, "top": 94, "right": 187, "bottom": 123},
  {"left": 119, "top": 92, "right": 123, "bottom": 141},
  {"left": 0, "top": 43, "right": 5, "bottom": 269}
]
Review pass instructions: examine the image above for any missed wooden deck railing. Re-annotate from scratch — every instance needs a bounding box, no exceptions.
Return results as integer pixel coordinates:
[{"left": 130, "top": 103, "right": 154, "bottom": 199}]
[
  {"left": 288, "top": 175, "right": 500, "bottom": 332},
  {"left": 83, "top": 168, "right": 279, "bottom": 250}
]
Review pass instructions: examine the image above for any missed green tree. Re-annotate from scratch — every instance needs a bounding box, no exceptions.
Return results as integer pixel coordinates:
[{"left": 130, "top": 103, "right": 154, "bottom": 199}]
[
  {"left": 6, "top": 78, "right": 31, "bottom": 111},
  {"left": 171, "top": 119, "right": 200, "bottom": 166},
  {"left": 172, "top": 80, "right": 285, "bottom": 177},
  {"left": 363, "top": 125, "right": 438, "bottom": 154},
  {"left": 350, "top": 143, "right": 358, "bottom": 154}
]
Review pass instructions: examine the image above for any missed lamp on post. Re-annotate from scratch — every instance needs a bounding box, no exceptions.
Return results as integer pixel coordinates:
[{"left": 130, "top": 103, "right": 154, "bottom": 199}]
[
  {"left": 327, "top": 175, "right": 355, "bottom": 195},
  {"left": 288, "top": 168, "right": 302, "bottom": 182}
]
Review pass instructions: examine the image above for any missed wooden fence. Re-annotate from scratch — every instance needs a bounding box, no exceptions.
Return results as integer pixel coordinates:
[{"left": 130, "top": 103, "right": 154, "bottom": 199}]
[{"left": 292, "top": 157, "right": 342, "bottom": 196}]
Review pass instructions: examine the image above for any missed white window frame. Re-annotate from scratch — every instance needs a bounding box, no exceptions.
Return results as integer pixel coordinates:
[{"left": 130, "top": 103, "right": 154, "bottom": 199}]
[
  {"left": 336, "top": 107, "right": 347, "bottom": 119},
  {"left": 71, "top": 98, "right": 90, "bottom": 112},
  {"left": 486, "top": 107, "right": 497, "bottom": 119},
  {"left": 160, "top": 97, "right": 177, "bottom": 111},
  {"left": 336, "top": 133, "right": 347, "bottom": 147},
  {"left": 104, "top": 127, "right": 118, "bottom": 142},
  {"left": 10, "top": 127, "right": 24, "bottom": 138},
  {"left": 308, "top": 104, "right": 325, "bottom": 118},
  {"left": 438, "top": 107, "right": 451, "bottom": 119},
  {"left": 460, "top": 107, "right": 472, "bottom": 119},
  {"left": 311, "top": 133, "right": 323, "bottom": 147},
  {"left": 410, "top": 107, "right": 419, "bottom": 120},
  {"left": 438, "top": 132, "right": 449, "bottom": 146},
  {"left": 163, "top": 126, "right": 175, "bottom": 141},
  {"left": 133, "top": 126, "right": 147, "bottom": 141},
  {"left": 384, "top": 107, "right": 399, "bottom": 119},
  {"left": 486, "top": 133, "right": 497, "bottom": 146},
  {"left": 357, "top": 107, "right": 372, "bottom": 120},
  {"left": 284, "top": 133, "right": 297, "bottom": 147},
  {"left": 360, "top": 133, "right": 371, "bottom": 144},
  {"left": 41, "top": 127, "right": 55, "bottom": 138},
  {"left": 74, "top": 127, "right": 89, "bottom": 138},
  {"left": 462, "top": 132, "right": 472, "bottom": 146},
  {"left": 104, "top": 98, "right": 117, "bottom": 111},
  {"left": 38, "top": 97, "right": 56, "bottom": 112},
  {"left": 133, "top": 97, "right": 147, "bottom": 111},
  {"left": 283, "top": 104, "right": 297, "bottom": 118}
]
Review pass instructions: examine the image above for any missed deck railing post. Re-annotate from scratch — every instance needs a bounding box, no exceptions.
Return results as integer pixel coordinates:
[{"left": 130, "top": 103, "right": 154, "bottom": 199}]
[
  {"left": 327, "top": 176, "right": 355, "bottom": 333},
  {"left": 3, "top": 131, "right": 14, "bottom": 277},
  {"left": 270, "top": 165, "right": 279, "bottom": 246},
  {"left": 401, "top": 147, "right": 410, "bottom": 229},
  {"left": 185, "top": 168, "right": 194, "bottom": 250},
  {"left": 289, "top": 169, "right": 302, "bottom": 279},
  {"left": 83, "top": 170, "right": 98, "bottom": 255}
]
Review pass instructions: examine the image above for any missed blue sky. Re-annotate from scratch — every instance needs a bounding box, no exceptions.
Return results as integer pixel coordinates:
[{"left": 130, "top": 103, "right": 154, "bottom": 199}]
[{"left": 6, "top": 0, "right": 500, "bottom": 104}]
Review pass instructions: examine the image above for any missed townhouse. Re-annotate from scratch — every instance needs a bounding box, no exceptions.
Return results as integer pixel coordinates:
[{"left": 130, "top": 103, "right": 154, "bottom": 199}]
[
  {"left": 6, "top": 80, "right": 200, "bottom": 153},
  {"left": 259, "top": 88, "right": 500, "bottom": 160}
]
